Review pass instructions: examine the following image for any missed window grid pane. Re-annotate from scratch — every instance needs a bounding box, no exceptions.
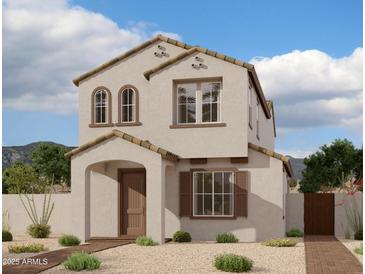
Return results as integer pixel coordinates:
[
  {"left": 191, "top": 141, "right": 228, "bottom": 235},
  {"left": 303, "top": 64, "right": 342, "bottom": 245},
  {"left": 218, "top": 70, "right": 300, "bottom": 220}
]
[
  {"left": 95, "top": 90, "right": 107, "bottom": 123},
  {"left": 121, "top": 89, "right": 135, "bottom": 122},
  {"left": 201, "top": 83, "right": 221, "bottom": 123},
  {"left": 193, "top": 171, "right": 233, "bottom": 216}
]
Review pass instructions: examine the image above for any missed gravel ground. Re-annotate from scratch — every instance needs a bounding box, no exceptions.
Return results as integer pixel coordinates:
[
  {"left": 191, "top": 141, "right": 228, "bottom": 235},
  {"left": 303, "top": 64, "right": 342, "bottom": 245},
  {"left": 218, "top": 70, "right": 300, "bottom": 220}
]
[
  {"left": 2, "top": 235, "right": 65, "bottom": 261},
  {"left": 44, "top": 239, "right": 305, "bottom": 273},
  {"left": 338, "top": 237, "right": 363, "bottom": 264}
]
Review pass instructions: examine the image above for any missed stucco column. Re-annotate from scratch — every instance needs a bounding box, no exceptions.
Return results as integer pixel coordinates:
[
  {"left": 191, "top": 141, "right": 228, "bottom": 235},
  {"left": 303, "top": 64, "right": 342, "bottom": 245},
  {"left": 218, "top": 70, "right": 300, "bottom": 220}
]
[
  {"left": 70, "top": 159, "right": 90, "bottom": 242},
  {"left": 146, "top": 160, "right": 166, "bottom": 244}
]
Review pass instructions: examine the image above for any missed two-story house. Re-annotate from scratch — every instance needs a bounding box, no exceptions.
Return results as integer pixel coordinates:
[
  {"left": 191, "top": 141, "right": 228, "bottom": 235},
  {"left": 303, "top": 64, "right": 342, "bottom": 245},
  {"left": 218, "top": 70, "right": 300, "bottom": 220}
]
[{"left": 66, "top": 35, "right": 293, "bottom": 244}]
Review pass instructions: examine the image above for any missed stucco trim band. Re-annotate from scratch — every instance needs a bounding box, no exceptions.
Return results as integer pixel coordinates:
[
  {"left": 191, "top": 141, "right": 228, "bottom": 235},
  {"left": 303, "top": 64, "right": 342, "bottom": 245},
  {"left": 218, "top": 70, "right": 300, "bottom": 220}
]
[{"left": 65, "top": 129, "right": 179, "bottom": 162}]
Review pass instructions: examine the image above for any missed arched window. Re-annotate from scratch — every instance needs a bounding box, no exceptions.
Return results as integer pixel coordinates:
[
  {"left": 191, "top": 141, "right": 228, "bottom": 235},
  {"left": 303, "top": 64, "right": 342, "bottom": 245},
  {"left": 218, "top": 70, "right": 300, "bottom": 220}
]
[
  {"left": 118, "top": 85, "right": 140, "bottom": 125},
  {"left": 91, "top": 87, "right": 111, "bottom": 126}
]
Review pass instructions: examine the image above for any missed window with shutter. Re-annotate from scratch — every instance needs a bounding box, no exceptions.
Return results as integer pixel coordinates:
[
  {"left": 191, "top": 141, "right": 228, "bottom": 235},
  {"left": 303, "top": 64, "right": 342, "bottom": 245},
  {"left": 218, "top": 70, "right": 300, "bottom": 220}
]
[
  {"left": 179, "top": 172, "right": 192, "bottom": 216},
  {"left": 235, "top": 171, "right": 248, "bottom": 217}
]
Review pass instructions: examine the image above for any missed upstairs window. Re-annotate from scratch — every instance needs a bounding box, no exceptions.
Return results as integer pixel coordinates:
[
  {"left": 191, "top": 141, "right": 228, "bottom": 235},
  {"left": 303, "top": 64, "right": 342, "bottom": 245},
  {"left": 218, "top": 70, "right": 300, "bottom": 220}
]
[
  {"left": 176, "top": 81, "right": 221, "bottom": 124},
  {"left": 248, "top": 80, "right": 253, "bottom": 128},
  {"left": 256, "top": 98, "right": 260, "bottom": 139},
  {"left": 121, "top": 88, "right": 136, "bottom": 123},
  {"left": 93, "top": 88, "right": 110, "bottom": 124}
]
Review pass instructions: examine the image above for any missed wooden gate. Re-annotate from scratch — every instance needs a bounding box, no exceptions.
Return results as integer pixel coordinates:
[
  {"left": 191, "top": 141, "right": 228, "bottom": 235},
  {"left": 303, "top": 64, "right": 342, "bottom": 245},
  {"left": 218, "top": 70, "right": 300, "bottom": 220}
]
[{"left": 304, "top": 193, "right": 334, "bottom": 235}]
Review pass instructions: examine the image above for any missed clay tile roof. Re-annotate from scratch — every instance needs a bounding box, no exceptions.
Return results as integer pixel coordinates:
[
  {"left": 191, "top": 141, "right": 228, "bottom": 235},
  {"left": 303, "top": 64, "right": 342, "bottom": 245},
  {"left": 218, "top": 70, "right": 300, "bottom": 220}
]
[
  {"left": 248, "top": 142, "right": 293, "bottom": 177},
  {"left": 73, "top": 35, "right": 193, "bottom": 87},
  {"left": 64, "top": 129, "right": 179, "bottom": 162}
]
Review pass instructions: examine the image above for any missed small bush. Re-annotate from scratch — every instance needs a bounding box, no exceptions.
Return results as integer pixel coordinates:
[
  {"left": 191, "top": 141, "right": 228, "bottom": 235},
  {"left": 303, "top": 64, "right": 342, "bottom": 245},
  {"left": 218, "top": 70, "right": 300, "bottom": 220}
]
[
  {"left": 354, "top": 245, "right": 363, "bottom": 255},
  {"left": 8, "top": 243, "right": 46, "bottom": 253},
  {"left": 216, "top": 233, "right": 239, "bottom": 243},
  {"left": 58, "top": 234, "right": 81, "bottom": 246},
  {"left": 354, "top": 229, "right": 362, "bottom": 240},
  {"left": 263, "top": 238, "right": 297, "bottom": 247},
  {"left": 172, "top": 231, "right": 191, "bottom": 242},
  {"left": 135, "top": 236, "right": 157, "bottom": 246},
  {"left": 64, "top": 251, "right": 101, "bottom": 271},
  {"left": 2, "top": 230, "right": 13, "bottom": 242},
  {"left": 214, "top": 253, "right": 253, "bottom": 272},
  {"left": 286, "top": 229, "right": 304, "bottom": 237},
  {"left": 27, "top": 224, "right": 51, "bottom": 238}
]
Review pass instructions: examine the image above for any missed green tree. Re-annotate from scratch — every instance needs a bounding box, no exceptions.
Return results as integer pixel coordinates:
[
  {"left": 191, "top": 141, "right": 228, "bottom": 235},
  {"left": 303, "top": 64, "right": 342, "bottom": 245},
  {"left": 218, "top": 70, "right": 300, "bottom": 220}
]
[
  {"left": 31, "top": 144, "right": 71, "bottom": 186},
  {"left": 3, "top": 162, "right": 47, "bottom": 193},
  {"left": 299, "top": 139, "right": 361, "bottom": 193}
]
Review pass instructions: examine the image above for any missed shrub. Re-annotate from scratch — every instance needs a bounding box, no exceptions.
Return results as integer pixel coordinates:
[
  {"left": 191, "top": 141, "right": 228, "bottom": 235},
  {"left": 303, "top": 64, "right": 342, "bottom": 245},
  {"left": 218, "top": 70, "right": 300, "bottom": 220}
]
[
  {"left": 216, "top": 233, "right": 239, "bottom": 243},
  {"left": 354, "top": 229, "right": 362, "bottom": 240},
  {"left": 286, "top": 229, "right": 304, "bottom": 237},
  {"left": 214, "top": 253, "right": 253, "bottom": 272},
  {"left": 135, "top": 236, "right": 157, "bottom": 246},
  {"left": 354, "top": 245, "right": 363, "bottom": 255},
  {"left": 263, "top": 238, "right": 297, "bottom": 247},
  {"left": 64, "top": 252, "right": 101, "bottom": 271},
  {"left": 8, "top": 243, "right": 46, "bottom": 253},
  {"left": 27, "top": 224, "right": 51, "bottom": 238},
  {"left": 2, "top": 230, "right": 13, "bottom": 242},
  {"left": 172, "top": 231, "right": 191, "bottom": 242},
  {"left": 58, "top": 234, "right": 81, "bottom": 246}
]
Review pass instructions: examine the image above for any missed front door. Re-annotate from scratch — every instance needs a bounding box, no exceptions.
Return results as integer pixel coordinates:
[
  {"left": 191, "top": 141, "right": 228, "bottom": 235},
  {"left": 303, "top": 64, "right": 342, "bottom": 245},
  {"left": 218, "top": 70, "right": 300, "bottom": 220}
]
[{"left": 119, "top": 169, "right": 146, "bottom": 236}]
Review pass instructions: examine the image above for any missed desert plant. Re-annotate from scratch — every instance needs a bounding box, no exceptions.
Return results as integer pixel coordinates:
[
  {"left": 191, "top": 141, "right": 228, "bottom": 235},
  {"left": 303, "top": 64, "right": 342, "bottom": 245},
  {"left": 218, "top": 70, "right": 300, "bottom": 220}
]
[
  {"left": 354, "top": 245, "right": 363, "bottom": 255},
  {"left": 214, "top": 253, "right": 253, "bottom": 272},
  {"left": 2, "top": 210, "right": 11, "bottom": 231},
  {"left": 19, "top": 177, "right": 55, "bottom": 238},
  {"left": 354, "top": 228, "right": 362, "bottom": 240},
  {"left": 27, "top": 224, "right": 51, "bottom": 238},
  {"left": 135, "top": 236, "right": 157, "bottom": 246},
  {"left": 288, "top": 178, "right": 298, "bottom": 189},
  {"left": 58, "top": 234, "right": 81, "bottom": 246},
  {"left": 286, "top": 228, "right": 304, "bottom": 237},
  {"left": 2, "top": 230, "right": 13, "bottom": 242},
  {"left": 344, "top": 196, "right": 362, "bottom": 239},
  {"left": 172, "top": 231, "right": 191, "bottom": 242},
  {"left": 8, "top": 243, "right": 46, "bottom": 253},
  {"left": 216, "top": 233, "right": 239, "bottom": 243},
  {"left": 63, "top": 251, "right": 101, "bottom": 271},
  {"left": 262, "top": 238, "right": 297, "bottom": 247}
]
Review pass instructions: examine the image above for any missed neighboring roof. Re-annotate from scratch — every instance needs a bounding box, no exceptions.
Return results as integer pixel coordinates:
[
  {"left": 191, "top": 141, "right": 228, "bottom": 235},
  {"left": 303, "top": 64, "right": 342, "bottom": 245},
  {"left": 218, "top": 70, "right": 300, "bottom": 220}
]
[
  {"left": 266, "top": 100, "right": 277, "bottom": 137},
  {"left": 143, "top": 45, "right": 271, "bottom": 118},
  {"left": 248, "top": 142, "right": 293, "bottom": 177},
  {"left": 64, "top": 129, "right": 179, "bottom": 162},
  {"left": 73, "top": 35, "right": 194, "bottom": 87}
]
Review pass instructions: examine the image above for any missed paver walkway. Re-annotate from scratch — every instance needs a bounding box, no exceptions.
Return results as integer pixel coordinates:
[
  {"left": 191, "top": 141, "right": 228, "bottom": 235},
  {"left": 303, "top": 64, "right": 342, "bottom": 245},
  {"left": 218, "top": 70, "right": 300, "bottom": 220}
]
[
  {"left": 305, "top": 235, "right": 362, "bottom": 274},
  {"left": 2, "top": 239, "right": 131, "bottom": 274}
]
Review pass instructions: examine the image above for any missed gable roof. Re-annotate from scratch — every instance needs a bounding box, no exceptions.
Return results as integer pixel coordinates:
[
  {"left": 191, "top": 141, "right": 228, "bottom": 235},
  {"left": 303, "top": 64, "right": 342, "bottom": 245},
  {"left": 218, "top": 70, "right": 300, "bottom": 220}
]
[
  {"left": 73, "top": 34, "right": 271, "bottom": 118},
  {"left": 73, "top": 35, "right": 194, "bottom": 87},
  {"left": 143, "top": 46, "right": 271, "bottom": 118},
  {"left": 65, "top": 129, "right": 179, "bottom": 162},
  {"left": 248, "top": 142, "right": 293, "bottom": 177}
]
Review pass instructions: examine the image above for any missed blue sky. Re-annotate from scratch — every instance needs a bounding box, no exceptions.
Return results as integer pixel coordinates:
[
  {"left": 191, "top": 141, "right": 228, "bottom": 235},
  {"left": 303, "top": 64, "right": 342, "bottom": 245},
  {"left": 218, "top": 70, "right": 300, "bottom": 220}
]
[{"left": 3, "top": 0, "right": 363, "bottom": 157}]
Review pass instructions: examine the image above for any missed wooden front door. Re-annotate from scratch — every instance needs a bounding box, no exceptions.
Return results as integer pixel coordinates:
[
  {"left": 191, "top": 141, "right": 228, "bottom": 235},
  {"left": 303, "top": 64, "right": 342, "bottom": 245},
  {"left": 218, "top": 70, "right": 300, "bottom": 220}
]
[
  {"left": 119, "top": 169, "right": 146, "bottom": 236},
  {"left": 304, "top": 193, "right": 334, "bottom": 235}
]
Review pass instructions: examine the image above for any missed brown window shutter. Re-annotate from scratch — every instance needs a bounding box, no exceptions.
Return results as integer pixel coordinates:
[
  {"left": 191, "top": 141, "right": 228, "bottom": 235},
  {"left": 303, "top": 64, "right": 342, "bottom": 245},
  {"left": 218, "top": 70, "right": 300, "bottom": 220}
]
[
  {"left": 179, "top": 172, "right": 192, "bottom": 216},
  {"left": 235, "top": 171, "right": 248, "bottom": 217}
]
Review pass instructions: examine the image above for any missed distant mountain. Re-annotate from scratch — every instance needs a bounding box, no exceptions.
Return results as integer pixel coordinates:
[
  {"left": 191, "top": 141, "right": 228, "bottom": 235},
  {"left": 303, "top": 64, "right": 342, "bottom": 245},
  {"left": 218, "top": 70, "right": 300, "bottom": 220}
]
[
  {"left": 288, "top": 156, "right": 305, "bottom": 180},
  {"left": 2, "top": 142, "right": 74, "bottom": 169}
]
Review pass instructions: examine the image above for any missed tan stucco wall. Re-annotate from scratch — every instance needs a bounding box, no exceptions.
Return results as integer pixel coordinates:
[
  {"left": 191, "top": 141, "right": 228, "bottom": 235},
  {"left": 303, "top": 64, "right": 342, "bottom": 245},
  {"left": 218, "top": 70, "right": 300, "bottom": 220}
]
[
  {"left": 77, "top": 40, "right": 261, "bottom": 158},
  {"left": 2, "top": 194, "right": 72, "bottom": 235},
  {"left": 286, "top": 193, "right": 304, "bottom": 232},
  {"left": 165, "top": 148, "right": 287, "bottom": 242},
  {"left": 70, "top": 136, "right": 169, "bottom": 243}
]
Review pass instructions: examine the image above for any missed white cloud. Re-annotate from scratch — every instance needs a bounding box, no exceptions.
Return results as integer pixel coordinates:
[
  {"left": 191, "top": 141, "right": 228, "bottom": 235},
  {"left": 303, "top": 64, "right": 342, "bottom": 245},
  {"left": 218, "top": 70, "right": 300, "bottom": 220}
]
[
  {"left": 3, "top": 0, "right": 180, "bottom": 114},
  {"left": 251, "top": 48, "right": 363, "bottom": 132}
]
